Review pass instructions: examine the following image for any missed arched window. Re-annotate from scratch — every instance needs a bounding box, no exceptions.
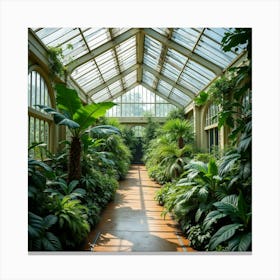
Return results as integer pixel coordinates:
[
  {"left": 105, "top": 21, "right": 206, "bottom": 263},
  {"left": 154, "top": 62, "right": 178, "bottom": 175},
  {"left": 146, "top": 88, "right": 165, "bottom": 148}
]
[
  {"left": 28, "top": 70, "right": 53, "bottom": 158},
  {"left": 205, "top": 103, "right": 219, "bottom": 152}
]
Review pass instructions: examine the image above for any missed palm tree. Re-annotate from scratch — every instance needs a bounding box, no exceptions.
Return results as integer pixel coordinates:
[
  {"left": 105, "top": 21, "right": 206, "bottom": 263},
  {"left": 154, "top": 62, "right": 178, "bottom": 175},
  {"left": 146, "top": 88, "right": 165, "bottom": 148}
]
[
  {"left": 162, "top": 118, "right": 193, "bottom": 149},
  {"left": 37, "top": 84, "right": 116, "bottom": 182}
]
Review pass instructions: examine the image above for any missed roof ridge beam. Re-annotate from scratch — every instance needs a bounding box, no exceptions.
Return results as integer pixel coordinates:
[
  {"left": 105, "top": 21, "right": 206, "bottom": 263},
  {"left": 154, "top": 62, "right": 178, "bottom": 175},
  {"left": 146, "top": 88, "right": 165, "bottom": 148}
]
[
  {"left": 142, "top": 64, "right": 195, "bottom": 99},
  {"left": 88, "top": 64, "right": 140, "bottom": 97},
  {"left": 142, "top": 28, "right": 223, "bottom": 75},
  {"left": 136, "top": 29, "right": 144, "bottom": 83},
  {"left": 67, "top": 28, "right": 140, "bottom": 73}
]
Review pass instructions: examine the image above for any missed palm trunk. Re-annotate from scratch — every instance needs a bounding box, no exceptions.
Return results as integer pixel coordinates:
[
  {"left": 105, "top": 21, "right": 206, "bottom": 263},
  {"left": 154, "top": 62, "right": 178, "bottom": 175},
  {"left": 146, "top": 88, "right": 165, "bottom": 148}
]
[
  {"left": 68, "top": 136, "right": 82, "bottom": 183},
  {"left": 178, "top": 136, "right": 184, "bottom": 149}
]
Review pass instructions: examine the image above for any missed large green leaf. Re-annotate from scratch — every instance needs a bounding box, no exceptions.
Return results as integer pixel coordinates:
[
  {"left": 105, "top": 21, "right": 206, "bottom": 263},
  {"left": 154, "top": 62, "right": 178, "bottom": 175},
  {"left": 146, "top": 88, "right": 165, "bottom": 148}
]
[
  {"left": 89, "top": 125, "right": 121, "bottom": 136},
  {"left": 43, "top": 232, "right": 62, "bottom": 250},
  {"left": 208, "top": 223, "right": 242, "bottom": 250},
  {"left": 208, "top": 158, "right": 218, "bottom": 176},
  {"left": 36, "top": 105, "right": 80, "bottom": 129},
  {"left": 213, "top": 195, "right": 238, "bottom": 216},
  {"left": 55, "top": 84, "right": 82, "bottom": 118},
  {"left": 73, "top": 102, "right": 116, "bottom": 131},
  {"left": 43, "top": 215, "right": 58, "bottom": 229},
  {"left": 238, "top": 232, "right": 252, "bottom": 251},
  {"left": 203, "top": 210, "right": 227, "bottom": 230}
]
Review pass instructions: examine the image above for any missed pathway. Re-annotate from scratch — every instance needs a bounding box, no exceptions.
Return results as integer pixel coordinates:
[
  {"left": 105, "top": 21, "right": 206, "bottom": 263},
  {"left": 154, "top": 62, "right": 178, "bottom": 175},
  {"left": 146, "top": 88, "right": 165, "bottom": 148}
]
[{"left": 84, "top": 164, "right": 195, "bottom": 252}]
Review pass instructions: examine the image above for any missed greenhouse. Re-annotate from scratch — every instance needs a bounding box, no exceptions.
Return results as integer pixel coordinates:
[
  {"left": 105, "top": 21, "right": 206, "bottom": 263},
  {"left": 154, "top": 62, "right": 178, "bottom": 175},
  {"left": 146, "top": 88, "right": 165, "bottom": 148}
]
[
  {"left": 27, "top": 27, "right": 252, "bottom": 252},
  {"left": 1, "top": 1, "right": 280, "bottom": 280}
]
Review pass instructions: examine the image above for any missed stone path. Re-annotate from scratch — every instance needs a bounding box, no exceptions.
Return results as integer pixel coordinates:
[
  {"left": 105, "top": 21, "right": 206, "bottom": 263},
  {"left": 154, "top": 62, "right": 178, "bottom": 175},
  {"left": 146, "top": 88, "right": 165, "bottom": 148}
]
[{"left": 84, "top": 164, "right": 195, "bottom": 252}]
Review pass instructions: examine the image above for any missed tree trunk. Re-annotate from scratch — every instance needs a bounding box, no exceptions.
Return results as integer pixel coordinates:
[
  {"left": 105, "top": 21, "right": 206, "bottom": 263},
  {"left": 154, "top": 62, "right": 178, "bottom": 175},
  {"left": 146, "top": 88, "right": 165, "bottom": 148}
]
[
  {"left": 68, "top": 136, "right": 82, "bottom": 183},
  {"left": 178, "top": 136, "right": 184, "bottom": 149}
]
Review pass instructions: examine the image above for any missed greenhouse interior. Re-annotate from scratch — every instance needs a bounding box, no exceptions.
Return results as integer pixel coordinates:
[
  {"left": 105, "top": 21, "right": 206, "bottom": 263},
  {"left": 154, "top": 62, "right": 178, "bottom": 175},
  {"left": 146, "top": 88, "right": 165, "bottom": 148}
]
[{"left": 28, "top": 27, "right": 252, "bottom": 252}]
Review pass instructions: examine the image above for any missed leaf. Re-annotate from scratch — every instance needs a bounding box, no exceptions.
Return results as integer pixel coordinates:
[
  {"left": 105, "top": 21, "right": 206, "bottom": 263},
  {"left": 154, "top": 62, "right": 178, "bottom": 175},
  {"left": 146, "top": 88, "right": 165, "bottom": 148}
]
[
  {"left": 73, "top": 102, "right": 116, "bottom": 131},
  {"left": 208, "top": 223, "right": 242, "bottom": 250},
  {"left": 36, "top": 105, "right": 80, "bottom": 129},
  {"left": 213, "top": 195, "right": 238, "bottom": 216},
  {"left": 208, "top": 158, "right": 218, "bottom": 176},
  {"left": 203, "top": 210, "right": 227, "bottom": 231},
  {"left": 42, "top": 232, "right": 62, "bottom": 251},
  {"left": 194, "top": 91, "right": 209, "bottom": 106},
  {"left": 43, "top": 215, "right": 58, "bottom": 229},
  {"left": 238, "top": 232, "right": 252, "bottom": 251},
  {"left": 28, "top": 159, "right": 53, "bottom": 173},
  {"left": 55, "top": 84, "right": 82, "bottom": 118},
  {"left": 89, "top": 125, "right": 121, "bottom": 136}
]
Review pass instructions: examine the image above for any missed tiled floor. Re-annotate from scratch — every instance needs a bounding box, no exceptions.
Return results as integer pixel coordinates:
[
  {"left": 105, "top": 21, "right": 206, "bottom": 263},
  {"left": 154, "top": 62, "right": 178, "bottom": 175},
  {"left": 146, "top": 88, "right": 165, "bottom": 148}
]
[{"left": 84, "top": 164, "right": 195, "bottom": 252}]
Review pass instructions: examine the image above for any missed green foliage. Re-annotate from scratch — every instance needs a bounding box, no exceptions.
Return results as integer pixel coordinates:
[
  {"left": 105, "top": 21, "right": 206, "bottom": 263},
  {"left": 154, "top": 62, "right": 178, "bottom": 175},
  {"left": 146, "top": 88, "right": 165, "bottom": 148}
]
[
  {"left": 194, "top": 91, "right": 209, "bottom": 106},
  {"left": 186, "top": 224, "right": 213, "bottom": 251},
  {"left": 48, "top": 195, "right": 90, "bottom": 249},
  {"left": 162, "top": 118, "right": 194, "bottom": 148},
  {"left": 45, "top": 178, "right": 86, "bottom": 199},
  {"left": 150, "top": 27, "right": 252, "bottom": 252},
  {"left": 221, "top": 28, "right": 251, "bottom": 60},
  {"left": 28, "top": 212, "right": 62, "bottom": 251},
  {"left": 154, "top": 182, "right": 174, "bottom": 206},
  {"left": 205, "top": 193, "right": 251, "bottom": 251},
  {"left": 47, "top": 46, "right": 66, "bottom": 79},
  {"left": 166, "top": 107, "right": 186, "bottom": 120},
  {"left": 142, "top": 116, "right": 161, "bottom": 151}
]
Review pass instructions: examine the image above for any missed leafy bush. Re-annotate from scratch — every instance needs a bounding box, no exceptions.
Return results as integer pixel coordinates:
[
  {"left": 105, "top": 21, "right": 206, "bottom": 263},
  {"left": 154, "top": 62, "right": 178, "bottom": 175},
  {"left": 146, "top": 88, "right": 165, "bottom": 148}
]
[
  {"left": 28, "top": 212, "right": 62, "bottom": 251},
  {"left": 48, "top": 195, "right": 90, "bottom": 249},
  {"left": 186, "top": 224, "right": 213, "bottom": 251}
]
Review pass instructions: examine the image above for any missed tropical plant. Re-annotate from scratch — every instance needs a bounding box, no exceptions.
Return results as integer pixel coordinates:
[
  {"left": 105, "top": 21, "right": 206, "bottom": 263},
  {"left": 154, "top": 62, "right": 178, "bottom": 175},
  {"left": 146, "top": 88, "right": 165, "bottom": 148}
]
[
  {"left": 28, "top": 157, "right": 54, "bottom": 215},
  {"left": 48, "top": 195, "right": 90, "bottom": 249},
  {"left": 28, "top": 212, "right": 62, "bottom": 251},
  {"left": 37, "top": 83, "right": 116, "bottom": 182},
  {"left": 45, "top": 178, "right": 86, "bottom": 199},
  {"left": 186, "top": 224, "right": 214, "bottom": 251},
  {"left": 204, "top": 193, "right": 251, "bottom": 251},
  {"left": 162, "top": 118, "right": 193, "bottom": 149},
  {"left": 166, "top": 107, "right": 186, "bottom": 121},
  {"left": 159, "top": 143, "right": 192, "bottom": 179},
  {"left": 162, "top": 158, "right": 225, "bottom": 227}
]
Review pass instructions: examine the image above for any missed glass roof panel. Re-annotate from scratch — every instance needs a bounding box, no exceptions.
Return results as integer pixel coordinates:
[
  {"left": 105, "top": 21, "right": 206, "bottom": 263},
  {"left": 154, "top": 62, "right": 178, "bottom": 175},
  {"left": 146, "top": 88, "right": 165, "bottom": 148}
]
[
  {"left": 171, "top": 28, "right": 202, "bottom": 50},
  {"left": 152, "top": 28, "right": 170, "bottom": 36},
  {"left": 91, "top": 88, "right": 110, "bottom": 102},
  {"left": 170, "top": 89, "right": 190, "bottom": 105},
  {"left": 71, "top": 60, "right": 95, "bottom": 79},
  {"left": 178, "top": 73, "right": 202, "bottom": 93},
  {"left": 143, "top": 35, "right": 162, "bottom": 71},
  {"left": 41, "top": 28, "right": 80, "bottom": 46},
  {"left": 143, "top": 70, "right": 156, "bottom": 87},
  {"left": 161, "top": 62, "right": 181, "bottom": 82},
  {"left": 116, "top": 36, "right": 136, "bottom": 71},
  {"left": 31, "top": 27, "right": 244, "bottom": 107},
  {"left": 122, "top": 70, "right": 137, "bottom": 87},
  {"left": 108, "top": 80, "right": 123, "bottom": 96},
  {"left": 157, "top": 80, "right": 172, "bottom": 97},
  {"left": 81, "top": 76, "right": 104, "bottom": 93},
  {"left": 34, "top": 28, "right": 60, "bottom": 39},
  {"left": 195, "top": 36, "right": 236, "bottom": 68},
  {"left": 111, "top": 28, "right": 130, "bottom": 38},
  {"left": 84, "top": 28, "right": 111, "bottom": 50}
]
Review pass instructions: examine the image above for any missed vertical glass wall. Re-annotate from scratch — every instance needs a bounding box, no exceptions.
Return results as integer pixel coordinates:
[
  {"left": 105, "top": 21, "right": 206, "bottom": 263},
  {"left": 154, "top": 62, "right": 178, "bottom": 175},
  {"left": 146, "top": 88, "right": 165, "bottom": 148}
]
[
  {"left": 28, "top": 70, "right": 51, "bottom": 158},
  {"left": 205, "top": 103, "right": 219, "bottom": 152},
  {"left": 106, "top": 85, "right": 176, "bottom": 117}
]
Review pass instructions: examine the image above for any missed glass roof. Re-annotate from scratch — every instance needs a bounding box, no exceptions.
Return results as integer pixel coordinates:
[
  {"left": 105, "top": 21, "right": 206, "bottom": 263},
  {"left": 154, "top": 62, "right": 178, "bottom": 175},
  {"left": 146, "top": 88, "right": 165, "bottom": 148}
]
[{"left": 31, "top": 28, "right": 245, "bottom": 108}]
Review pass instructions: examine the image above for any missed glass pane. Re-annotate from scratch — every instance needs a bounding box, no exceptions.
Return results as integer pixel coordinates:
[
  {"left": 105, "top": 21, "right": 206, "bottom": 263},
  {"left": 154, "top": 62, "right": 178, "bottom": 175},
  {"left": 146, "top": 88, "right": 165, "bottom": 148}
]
[{"left": 172, "top": 28, "right": 201, "bottom": 50}]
